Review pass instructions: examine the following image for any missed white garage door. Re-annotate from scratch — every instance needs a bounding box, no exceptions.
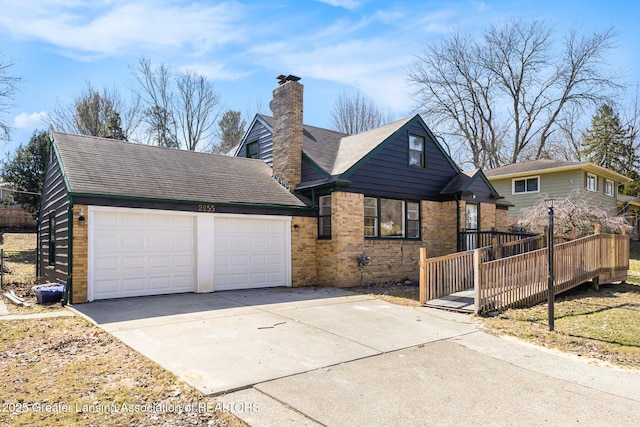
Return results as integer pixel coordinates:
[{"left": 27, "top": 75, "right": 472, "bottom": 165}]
[
  {"left": 90, "top": 210, "right": 196, "bottom": 300},
  {"left": 213, "top": 215, "right": 290, "bottom": 291}
]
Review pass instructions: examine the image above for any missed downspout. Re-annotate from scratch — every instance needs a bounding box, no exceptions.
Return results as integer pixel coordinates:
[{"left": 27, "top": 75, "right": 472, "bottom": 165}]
[
  {"left": 64, "top": 199, "right": 73, "bottom": 306},
  {"left": 455, "top": 194, "right": 461, "bottom": 252}
]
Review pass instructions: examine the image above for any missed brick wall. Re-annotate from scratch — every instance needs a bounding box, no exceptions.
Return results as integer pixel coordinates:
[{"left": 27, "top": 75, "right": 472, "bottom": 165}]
[
  {"left": 311, "top": 193, "right": 461, "bottom": 287},
  {"left": 480, "top": 202, "right": 496, "bottom": 231},
  {"left": 71, "top": 205, "right": 88, "bottom": 303},
  {"left": 495, "top": 207, "right": 510, "bottom": 231},
  {"left": 422, "top": 200, "right": 458, "bottom": 257},
  {"left": 290, "top": 216, "right": 317, "bottom": 286}
]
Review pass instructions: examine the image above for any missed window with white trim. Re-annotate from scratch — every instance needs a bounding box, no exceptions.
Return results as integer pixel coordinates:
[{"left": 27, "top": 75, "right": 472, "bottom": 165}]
[
  {"left": 586, "top": 173, "right": 598, "bottom": 192},
  {"left": 513, "top": 176, "right": 539, "bottom": 194},
  {"left": 318, "top": 195, "right": 331, "bottom": 238},
  {"left": 604, "top": 179, "right": 614, "bottom": 197}
]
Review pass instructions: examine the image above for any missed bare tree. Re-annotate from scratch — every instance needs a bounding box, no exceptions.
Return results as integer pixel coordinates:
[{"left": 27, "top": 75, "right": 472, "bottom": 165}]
[
  {"left": 519, "top": 190, "right": 628, "bottom": 236},
  {"left": 331, "top": 91, "right": 393, "bottom": 134},
  {"left": 213, "top": 110, "right": 246, "bottom": 154},
  {"left": 175, "top": 71, "right": 221, "bottom": 151},
  {"left": 133, "top": 58, "right": 178, "bottom": 148},
  {"left": 133, "top": 58, "right": 222, "bottom": 151},
  {"left": 408, "top": 19, "right": 620, "bottom": 169},
  {"left": 0, "top": 51, "right": 21, "bottom": 141},
  {"left": 48, "top": 82, "right": 142, "bottom": 140}
]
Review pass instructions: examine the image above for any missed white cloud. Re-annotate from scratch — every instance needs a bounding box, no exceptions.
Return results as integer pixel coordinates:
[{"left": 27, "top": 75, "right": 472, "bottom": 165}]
[
  {"left": 177, "top": 63, "right": 252, "bottom": 82},
  {"left": 14, "top": 112, "right": 49, "bottom": 130},
  {"left": 316, "top": 0, "right": 361, "bottom": 10},
  {"left": 0, "top": 1, "right": 247, "bottom": 58}
]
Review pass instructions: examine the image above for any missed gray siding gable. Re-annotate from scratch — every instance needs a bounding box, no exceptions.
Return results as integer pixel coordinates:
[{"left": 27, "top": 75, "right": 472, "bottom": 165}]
[{"left": 235, "top": 115, "right": 274, "bottom": 165}]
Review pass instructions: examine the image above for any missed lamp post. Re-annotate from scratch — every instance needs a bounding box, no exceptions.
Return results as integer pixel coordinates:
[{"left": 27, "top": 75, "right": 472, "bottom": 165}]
[{"left": 545, "top": 198, "right": 555, "bottom": 331}]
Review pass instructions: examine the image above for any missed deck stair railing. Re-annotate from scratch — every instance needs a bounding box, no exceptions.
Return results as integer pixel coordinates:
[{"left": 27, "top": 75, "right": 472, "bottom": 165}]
[{"left": 420, "top": 228, "right": 629, "bottom": 314}]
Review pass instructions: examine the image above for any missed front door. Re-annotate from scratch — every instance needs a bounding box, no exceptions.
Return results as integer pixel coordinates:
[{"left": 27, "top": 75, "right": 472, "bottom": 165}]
[{"left": 465, "top": 203, "right": 479, "bottom": 250}]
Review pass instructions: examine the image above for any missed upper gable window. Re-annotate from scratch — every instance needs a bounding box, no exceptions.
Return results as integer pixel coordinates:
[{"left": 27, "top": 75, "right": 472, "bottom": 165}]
[
  {"left": 604, "top": 179, "right": 614, "bottom": 197},
  {"left": 586, "top": 173, "right": 598, "bottom": 192},
  {"left": 512, "top": 176, "right": 539, "bottom": 194},
  {"left": 246, "top": 141, "right": 259, "bottom": 159},
  {"left": 408, "top": 134, "right": 425, "bottom": 168}
]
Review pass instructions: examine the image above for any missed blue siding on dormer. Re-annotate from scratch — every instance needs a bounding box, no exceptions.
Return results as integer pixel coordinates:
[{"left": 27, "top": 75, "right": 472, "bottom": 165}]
[
  {"left": 462, "top": 176, "right": 498, "bottom": 204},
  {"left": 237, "top": 119, "right": 274, "bottom": 165},
  {"left": 342, "top": 120, "right": 460, "bottom": 200},
  {"left": 301, "top": 155, "right": 328, "bottom": 182}
]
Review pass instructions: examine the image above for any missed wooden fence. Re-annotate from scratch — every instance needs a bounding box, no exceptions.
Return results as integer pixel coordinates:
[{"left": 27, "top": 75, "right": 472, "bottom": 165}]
[
  {"left": 419, "top": 235, "right": 544, "bottom": 304},
  {"left": 0, "top": 206, "right": 37, "bottom": 229},
  {"left": 475, "top": 232, "right": 628, "bottom": 313}
]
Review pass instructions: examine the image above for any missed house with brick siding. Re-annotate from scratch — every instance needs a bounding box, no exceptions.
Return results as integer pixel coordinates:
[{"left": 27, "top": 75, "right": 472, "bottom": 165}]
[
  {"left": 39, "top": 74, "right": 507, "bottom": 303},
  {"left": 234, "top": 75, "right": 509, "bottom": 288}
]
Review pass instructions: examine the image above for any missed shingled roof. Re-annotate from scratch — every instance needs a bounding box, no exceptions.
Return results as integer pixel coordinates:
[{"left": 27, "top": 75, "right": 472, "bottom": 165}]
[
  {"left": 257, "top": 114, "right": 347, "bottom": 174},
  {"left": 484, "top": 159, "right": 631, "bottom": 183},
  {"left": 52, "top": 132, "right": 307, "bottom": 207}
]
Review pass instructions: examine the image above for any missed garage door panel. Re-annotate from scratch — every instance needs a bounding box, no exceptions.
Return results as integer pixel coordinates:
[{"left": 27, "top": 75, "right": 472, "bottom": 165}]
[
  {"left": 174, "top": 255, "right": 195, "bottom": 267},
  {"left": 123, "top": 256, "right": 146, "bottom": 269},
  {"left": 213, "top": 216, "right": 289, "bottom": 291},
  {"left": 91, "top": 210, "right": 196, "bottom": 300}
]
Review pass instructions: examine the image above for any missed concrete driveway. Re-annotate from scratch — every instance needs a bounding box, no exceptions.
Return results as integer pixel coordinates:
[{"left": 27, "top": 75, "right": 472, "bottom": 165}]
[
  {"left": 73, "top": 288, "right": 640, "bottom": 426},
  {"left": 72, "top": 287, "right": 476, "bottom": 395}
]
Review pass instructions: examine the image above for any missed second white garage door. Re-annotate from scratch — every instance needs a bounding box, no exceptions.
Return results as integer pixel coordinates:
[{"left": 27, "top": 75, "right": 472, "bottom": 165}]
[{"left": 213, "top": 215, "right": 290, "bottom": 291}]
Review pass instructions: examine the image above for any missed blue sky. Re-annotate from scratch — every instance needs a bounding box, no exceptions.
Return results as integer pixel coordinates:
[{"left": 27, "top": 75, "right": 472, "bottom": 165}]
[{"left": 1, "top": 0, "right": 639, "bottom": 155}]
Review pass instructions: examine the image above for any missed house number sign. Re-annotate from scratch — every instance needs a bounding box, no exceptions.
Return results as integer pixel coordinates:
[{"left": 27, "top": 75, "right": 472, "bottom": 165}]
[{"left": 198, "top": 204, "right": 216, "bottom": 212}]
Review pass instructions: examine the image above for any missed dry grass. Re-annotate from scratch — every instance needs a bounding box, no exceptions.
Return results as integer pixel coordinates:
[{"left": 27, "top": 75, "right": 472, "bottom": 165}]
[
  {"left": 1, "top": 233, "right": 59, "bottom": 314},
  {"left": 0, "top": 317, "right": 243, "bottom": 427},
  {"left": 1, "top": 233, "right": 37, "bottom": 286},
  {"left": 479, "top": 281, "right": 640, "bottom": 368}
]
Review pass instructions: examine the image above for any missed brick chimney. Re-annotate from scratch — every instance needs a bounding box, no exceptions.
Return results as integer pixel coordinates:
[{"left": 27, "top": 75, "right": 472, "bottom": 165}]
[{"left": 271, "top": 74, "right": 303, "bottom": 190}]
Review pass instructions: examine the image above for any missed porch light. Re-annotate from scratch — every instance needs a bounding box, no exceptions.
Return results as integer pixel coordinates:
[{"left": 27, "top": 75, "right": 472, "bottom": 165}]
[
  {"left": 78, "top": 209, "right": 86, "bottom": 226},
  {"left": 544, "top": 198, "right": 555, "bottom": 331}
]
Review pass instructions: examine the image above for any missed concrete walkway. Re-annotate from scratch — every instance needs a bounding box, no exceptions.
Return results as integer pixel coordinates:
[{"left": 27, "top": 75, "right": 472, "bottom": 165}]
[{"left": 72, "top": 288, "right": 640, "bottom": 426}]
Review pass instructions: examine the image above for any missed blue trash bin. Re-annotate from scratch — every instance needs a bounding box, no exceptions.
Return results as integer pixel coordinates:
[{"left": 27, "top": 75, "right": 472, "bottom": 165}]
[{"left": 31, "top": 284, "right": 65, "bottom": 304}]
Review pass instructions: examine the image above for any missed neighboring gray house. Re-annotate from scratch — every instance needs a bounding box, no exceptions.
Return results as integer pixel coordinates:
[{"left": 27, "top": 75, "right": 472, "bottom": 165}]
[{"left": 485, "top": 159, "right": 631, "bottom": 223}]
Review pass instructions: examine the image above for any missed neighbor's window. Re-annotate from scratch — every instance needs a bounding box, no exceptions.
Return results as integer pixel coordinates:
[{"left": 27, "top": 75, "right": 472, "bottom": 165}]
[
  {"left": 586, "top": 173, "right": 598, "bottom": 192},
  {"left": 513, "top": 176, "right": 539, "bottom": 194},
  {"left": 318, "top": 195, "right": 332, "bottom": 238},
  {"left": 246, "top": 141, "right": 259, "bottom": 159},
  {"left": 604, "top": 179, "right": 614, "bottom": 197},
  {"left": 364, "top": 197, "right": 378, "bottom": 237},
  {"left": 408, "top": 134, "right": 425, "bottom": 167},
  {"left": 48, "top": 212, "right": 56, "bottom": 266}
]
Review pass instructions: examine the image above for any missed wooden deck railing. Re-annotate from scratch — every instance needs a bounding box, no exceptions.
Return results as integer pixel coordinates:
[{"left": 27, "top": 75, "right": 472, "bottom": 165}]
[
  {"left": 458, "top": 230, "right": 538, "bottom": 252},
  {"left": 419, "top": 235, "right": 544, "bottom": 304},
  {"left": 474, "top": 233, "right": 629, "bottom": 313},
  {"left": 420, "top": 231, "right": 630, "bottom": 313}
]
